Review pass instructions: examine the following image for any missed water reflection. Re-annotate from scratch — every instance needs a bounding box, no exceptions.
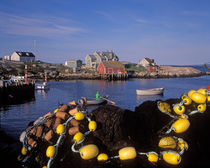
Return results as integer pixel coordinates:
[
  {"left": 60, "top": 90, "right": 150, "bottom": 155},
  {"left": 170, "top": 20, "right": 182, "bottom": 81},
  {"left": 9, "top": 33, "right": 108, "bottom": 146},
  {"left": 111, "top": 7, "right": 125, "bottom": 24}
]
[
  {"left": 25, "top": 103, "right": 29, "bottom": 119},
  {"left": 36, "top": 89, "right": 48, "bottom": 100},
  {"left": 136, "top": 94, "right": 164, "bottom": 100}
]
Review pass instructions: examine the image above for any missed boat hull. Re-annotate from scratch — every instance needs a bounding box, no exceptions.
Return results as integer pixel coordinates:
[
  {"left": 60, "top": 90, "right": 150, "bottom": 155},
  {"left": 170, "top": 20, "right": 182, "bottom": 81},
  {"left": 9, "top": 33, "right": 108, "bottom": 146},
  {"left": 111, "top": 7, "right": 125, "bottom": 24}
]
[
  {"left": 86, "top": 99, "right": 107, "bottom": 106},
  {"left": 136, "top": 88, "right": 164, "bottom": 96}
]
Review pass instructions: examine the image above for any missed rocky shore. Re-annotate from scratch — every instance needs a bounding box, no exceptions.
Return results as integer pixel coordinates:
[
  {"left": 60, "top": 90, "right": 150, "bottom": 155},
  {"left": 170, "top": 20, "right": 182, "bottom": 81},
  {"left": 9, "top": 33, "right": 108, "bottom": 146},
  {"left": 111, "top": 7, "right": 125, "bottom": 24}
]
[
  {"left": 133, "top": 66, "right": 206, "bottom": 78},
  {"left": 43, "top": 66, "right": 207, "bottom": 81},
  {"left": 33, "top": 66, "right": 209, "bottom": 81},
  {"left": 0, "top": 60, "right": 208, "bottom": 80}
]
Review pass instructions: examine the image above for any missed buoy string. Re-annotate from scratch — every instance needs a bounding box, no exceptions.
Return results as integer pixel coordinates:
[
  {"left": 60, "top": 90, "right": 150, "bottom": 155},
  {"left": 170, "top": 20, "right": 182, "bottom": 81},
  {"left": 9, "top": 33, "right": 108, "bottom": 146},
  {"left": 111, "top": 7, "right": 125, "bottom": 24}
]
[
  {"left": 47, "top": 115, "right": 74, "bottom": 168},
  {"left": 109, "top": 155, "right": 119, "bottom": 159},
  {"left": 71, "top": 141, "right": 80, "bottom": 153},
  {"left": 177, "top": 138, "right": 186, "bottom": 155},
  {"left": 20, "top": 90, "right": 209, "bottom": 167},
  {"left": 138, "top": 152, "right": 147, "bottom": 156}
]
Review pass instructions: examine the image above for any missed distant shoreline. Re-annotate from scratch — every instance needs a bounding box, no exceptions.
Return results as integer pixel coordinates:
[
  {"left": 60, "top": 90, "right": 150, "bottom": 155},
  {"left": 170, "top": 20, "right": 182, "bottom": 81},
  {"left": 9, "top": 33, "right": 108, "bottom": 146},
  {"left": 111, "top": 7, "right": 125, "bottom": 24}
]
[
  {"left": 38, "top": 66, "right": 208, "bottom": 81},
  {"left": 1, "top": 60, "right": 209, "bottom": 81}
]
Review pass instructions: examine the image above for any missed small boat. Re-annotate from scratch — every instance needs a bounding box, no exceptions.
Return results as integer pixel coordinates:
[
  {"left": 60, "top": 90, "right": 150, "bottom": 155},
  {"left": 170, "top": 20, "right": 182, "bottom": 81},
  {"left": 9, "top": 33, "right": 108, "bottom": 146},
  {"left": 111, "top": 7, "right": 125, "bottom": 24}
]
[
  {"left": 136, "top": 88, "right": 164, "bottom": 96},
  {"left": 35, "top": 82, "right": 49, "bottom": 90},
  {"left": 86, "top": 98, "right": 107, "bottom": 106}
]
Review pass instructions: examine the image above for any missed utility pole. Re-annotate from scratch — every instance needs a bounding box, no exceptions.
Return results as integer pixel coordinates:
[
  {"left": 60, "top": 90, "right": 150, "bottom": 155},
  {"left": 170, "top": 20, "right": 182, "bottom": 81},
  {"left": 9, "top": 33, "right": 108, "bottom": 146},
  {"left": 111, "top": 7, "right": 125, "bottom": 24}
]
[
  {"left": 34, "top": 40, "right": 36, "bottom": 61},
  {"left": 25, "top": 65, "right": 28, "bottom": 84}
]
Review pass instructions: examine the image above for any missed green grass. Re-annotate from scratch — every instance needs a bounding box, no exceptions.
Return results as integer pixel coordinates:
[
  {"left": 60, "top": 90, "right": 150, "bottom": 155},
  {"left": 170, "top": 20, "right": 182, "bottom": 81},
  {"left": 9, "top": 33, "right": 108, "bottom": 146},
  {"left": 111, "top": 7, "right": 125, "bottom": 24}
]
[{"left": 125, "top": 64, "right": 146, "bottom": 72}]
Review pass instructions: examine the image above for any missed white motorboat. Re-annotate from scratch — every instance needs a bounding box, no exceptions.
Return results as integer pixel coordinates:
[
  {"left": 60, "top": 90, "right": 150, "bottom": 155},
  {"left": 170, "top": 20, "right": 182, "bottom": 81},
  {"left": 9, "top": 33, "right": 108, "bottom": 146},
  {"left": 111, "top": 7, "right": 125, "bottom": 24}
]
[
  {"left": 136, "top": 88, "right": 164, "bottom": 96},
  {"left": 35, "top": 82, "right": 49, "bottom": 90}
]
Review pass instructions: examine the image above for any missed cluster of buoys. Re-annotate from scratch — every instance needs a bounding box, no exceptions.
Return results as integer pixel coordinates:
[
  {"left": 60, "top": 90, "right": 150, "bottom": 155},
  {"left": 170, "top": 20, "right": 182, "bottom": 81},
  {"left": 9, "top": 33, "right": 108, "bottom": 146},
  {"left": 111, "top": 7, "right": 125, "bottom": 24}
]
[
  {"left": 154, "top": 88, "right": 209, "bottom": 165},
  {"left": 19, "top": 88, "right": 210, "bottom": 168}
]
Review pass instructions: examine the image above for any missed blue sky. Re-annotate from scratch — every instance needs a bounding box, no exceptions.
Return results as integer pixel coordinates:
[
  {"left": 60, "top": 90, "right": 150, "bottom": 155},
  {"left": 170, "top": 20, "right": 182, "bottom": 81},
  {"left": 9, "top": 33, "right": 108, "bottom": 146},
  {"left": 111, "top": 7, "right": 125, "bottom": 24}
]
[{"left": 0, "top": 0, "right": 210, "bottom": 65}]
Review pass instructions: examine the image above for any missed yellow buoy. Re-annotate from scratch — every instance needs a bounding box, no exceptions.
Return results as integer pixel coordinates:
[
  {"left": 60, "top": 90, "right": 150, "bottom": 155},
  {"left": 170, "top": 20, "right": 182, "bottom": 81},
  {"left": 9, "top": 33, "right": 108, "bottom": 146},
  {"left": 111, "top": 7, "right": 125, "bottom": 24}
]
[
  {"left": 191, "top": 92, "right": 207, "bottom": 104},
  {"left": 97, "top": 153, "right": 109, "bottom": 161},
  {"left": 172, "top": 119, "right": 190, "bottom": 133},
  {"left": 147, "top": 152, "right": 158, "bottom": 163},
  {"left": 54, "top": 108, "right": 59, "bottom": 113},
  {"left": 42, "top": 166, "right": 47, "bottom": 168},
  {"left": 179, "top": 114, "right": 188, "bottom": 119},
  {"left": 56, "top": 124, "right": 65, "bottom": 135},
  {"left": 73, "top": 132, "right": 83, "bottom": 143},
  {"left": 43, "top": 112, "right": 52, "bottom": 118},
  {"left": 178, "top": 139, "right": 189, "bottom": 151},
  {"left": 89, "top": 121, "right": 97, "bottom": 131},
  {"left": 188, "top": 90, "right": 196, "bottom": 98},
  {"left": 207, "top": 96, "right": 210, "bottom": 102},
  {"left": 197, "top": 104, "right": 206, "bottom": 112},
  {"left": 183, "top": 97, "right": 192, "bottom": 105},
  {"left": 21, "top": 146, "right": 27, "bottom": 155},
  {"left": 197, "top": 88, "right": 207, "bottom": 96},
  {"left": 80, "top": 144, "right": 99, "bottom": 160},
  {"left": 157, "top": 101, "right": 171, "bottom": 113},
  {"left": 173, "top": 104, "right": 185, "bottom": 115},
  {"left": 46, "top": 146, "right": 55, "bottom": 158},
  {"left": 162, "top": 151, "right": 181, "bottom": 165},
  {"left": 119, "top": 147, "right": 137, "bottom": 160},
  {"left": 158, "top": 137, "right": 176, "bottom": 149},
  {"left": 74, "top": 112, "right": 84, "bottom": 121},
  {"left": 181, "top": 94, "right": 187, "bottom": 100}
]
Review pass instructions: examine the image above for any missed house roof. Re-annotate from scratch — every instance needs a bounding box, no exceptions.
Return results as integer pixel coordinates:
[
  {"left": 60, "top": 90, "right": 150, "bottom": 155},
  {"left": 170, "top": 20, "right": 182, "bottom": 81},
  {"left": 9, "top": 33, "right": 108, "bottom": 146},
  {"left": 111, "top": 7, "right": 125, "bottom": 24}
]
[
  {"left": 87, "top": 54, "right": 96, "bottom": 61},
  {"left": 15, "top": 51, "right": 35, "bottom": 57},
  {"left": 144, "top": 58, "right": 154, "bottom": 63},
  {"left": 94, "top": 51, "right": 118, "bottom": 61},
  {"left": 120, "top": 61, "right": 133, "bottom": 65},
  {"left": 102, "top": 61, "right": 124, "bottom": 68}
]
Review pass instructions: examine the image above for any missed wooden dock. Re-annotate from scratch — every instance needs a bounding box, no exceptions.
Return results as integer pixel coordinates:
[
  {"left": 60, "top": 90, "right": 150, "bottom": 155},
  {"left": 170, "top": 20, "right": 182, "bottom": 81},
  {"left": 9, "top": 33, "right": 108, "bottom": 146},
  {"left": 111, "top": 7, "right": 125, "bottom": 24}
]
[
  {"left": 0, "top": 82, "right": 35, "bottom": 105},
  {"left": 100, "top": 73, "right": 128, "bottom": 80}
]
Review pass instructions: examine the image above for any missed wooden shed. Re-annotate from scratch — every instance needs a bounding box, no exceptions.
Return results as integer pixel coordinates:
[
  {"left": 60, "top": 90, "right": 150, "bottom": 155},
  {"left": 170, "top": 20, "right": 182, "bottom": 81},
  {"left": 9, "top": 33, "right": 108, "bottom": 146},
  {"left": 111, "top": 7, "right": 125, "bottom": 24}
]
[{"left": 97, "top": 61, "right": 125, "bottom": 74}]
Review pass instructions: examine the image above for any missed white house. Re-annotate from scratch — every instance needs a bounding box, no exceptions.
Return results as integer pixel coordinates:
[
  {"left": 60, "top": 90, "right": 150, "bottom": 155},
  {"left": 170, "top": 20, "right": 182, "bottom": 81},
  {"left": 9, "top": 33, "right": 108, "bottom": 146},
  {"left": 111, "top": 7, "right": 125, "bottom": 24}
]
[
  {"left": 138, "top": 58, "right": 156, "bottom": 67},
  {"left": 85, "top": 50, "right": 119, "bottom": 68},
  {"left": 4, "top": 55, "right": 11, "bottom": 61},
  {"left": 10, "top": 51, "right": 35, "bottom": 62}
]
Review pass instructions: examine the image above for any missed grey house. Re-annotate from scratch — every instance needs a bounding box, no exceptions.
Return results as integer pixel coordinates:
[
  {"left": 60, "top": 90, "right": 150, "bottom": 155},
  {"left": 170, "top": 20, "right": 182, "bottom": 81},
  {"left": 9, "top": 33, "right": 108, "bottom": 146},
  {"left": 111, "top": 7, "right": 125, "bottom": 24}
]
[
  {"left": 85, "top": 51, "right": 119, "bottom": 68},
  {"left": 64, "top": 60, "right": 82, "bottom": 72}
]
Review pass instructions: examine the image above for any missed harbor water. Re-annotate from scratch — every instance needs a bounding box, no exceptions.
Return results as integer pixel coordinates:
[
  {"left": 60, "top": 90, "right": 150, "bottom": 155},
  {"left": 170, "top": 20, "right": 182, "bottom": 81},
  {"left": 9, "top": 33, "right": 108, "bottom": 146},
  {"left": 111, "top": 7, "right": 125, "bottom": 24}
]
[{"left": 0, "top": 75, "right": 209, "bottom": 139}]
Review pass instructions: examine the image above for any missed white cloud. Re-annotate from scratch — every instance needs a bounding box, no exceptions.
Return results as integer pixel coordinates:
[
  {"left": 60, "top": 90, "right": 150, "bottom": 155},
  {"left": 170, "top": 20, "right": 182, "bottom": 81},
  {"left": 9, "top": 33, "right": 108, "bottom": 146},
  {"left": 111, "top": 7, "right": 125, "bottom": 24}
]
[
  {"left": 94, "top": 11, "right": 114, "bottom": 21},
  {"left": 181, "top": 10, "right": 209, "bottom": 16},
  {"left": 136, "top": 18, "right": 148, "bottom": 24},
  {"left": 0, "top": 12, "right": 86, "bottom": 37}
]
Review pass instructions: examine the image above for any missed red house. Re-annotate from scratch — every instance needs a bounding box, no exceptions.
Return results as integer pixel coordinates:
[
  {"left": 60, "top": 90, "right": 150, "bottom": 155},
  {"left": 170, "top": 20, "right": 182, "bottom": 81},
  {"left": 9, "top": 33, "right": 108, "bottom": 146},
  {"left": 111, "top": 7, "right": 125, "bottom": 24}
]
[
  {"left": 97, "top": 61, "right": 125, "bottom": 74},
  {"left": 146, "top": 66, "right": 158, "bottom": 72}
]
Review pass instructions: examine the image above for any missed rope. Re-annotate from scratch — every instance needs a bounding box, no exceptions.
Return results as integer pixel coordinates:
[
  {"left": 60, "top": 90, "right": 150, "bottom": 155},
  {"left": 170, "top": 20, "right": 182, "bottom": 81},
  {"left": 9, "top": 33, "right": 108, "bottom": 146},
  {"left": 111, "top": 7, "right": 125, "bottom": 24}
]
[
  {"left": 157, "top": 118, "right": 176, "bottom": 135},
  {"left": 178, "top": 138, "right": 186, "bottom": 155},
  {"left": 47, "top": 116, "right": 74, "bottom": 168}
]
